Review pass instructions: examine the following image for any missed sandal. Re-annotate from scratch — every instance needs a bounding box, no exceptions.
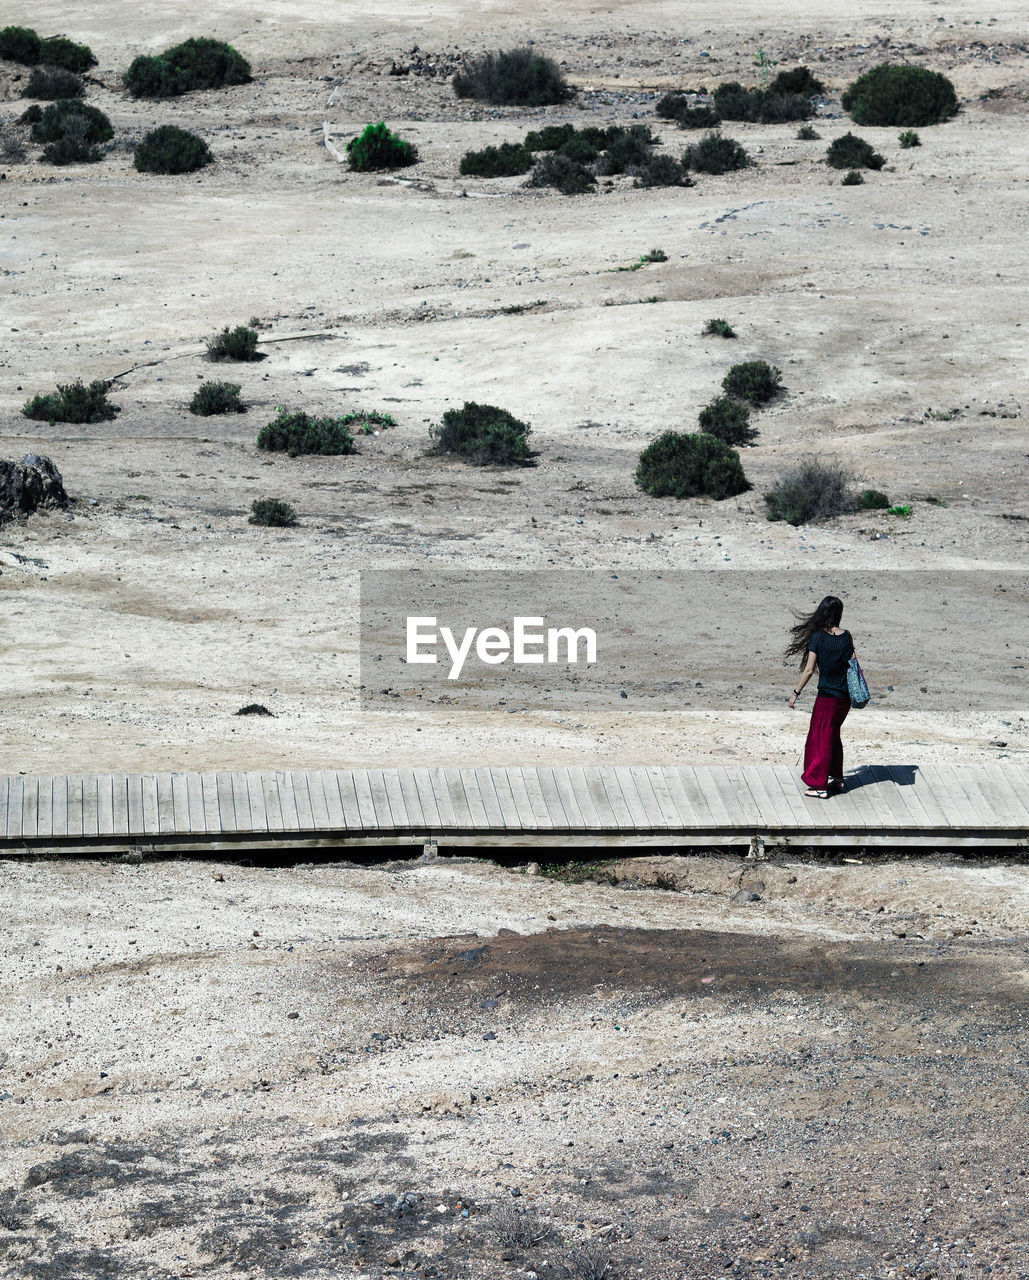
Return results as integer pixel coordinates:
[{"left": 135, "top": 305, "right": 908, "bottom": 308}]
[
  {"left": 804, "top": 788, "right": 830, "bottom": 799},
  {"left": 828, "top": 777, "right": 845, "bottom": 793}
]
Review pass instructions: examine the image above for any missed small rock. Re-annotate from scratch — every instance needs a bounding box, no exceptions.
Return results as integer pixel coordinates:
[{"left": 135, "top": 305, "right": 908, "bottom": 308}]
[
  {"left": 731, "top": 890, "right": 760, "bottom": 905},
  {"left": 287, "top": 1011, "right": 300, "bottom": 1020}
]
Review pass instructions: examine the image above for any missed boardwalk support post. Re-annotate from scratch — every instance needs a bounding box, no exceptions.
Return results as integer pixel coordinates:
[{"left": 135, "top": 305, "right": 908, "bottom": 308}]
[{"left": 421, "top": 838, "right": 438, "bottom": 861}]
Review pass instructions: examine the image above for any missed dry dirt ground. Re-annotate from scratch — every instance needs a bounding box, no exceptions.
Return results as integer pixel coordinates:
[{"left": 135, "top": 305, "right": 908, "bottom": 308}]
[
  {"left": 1, "top": 2, "right": 1028, "bottom": 1278},
  {"left": 1, "top": 852, "right": 1028, "bottom": 1280}
]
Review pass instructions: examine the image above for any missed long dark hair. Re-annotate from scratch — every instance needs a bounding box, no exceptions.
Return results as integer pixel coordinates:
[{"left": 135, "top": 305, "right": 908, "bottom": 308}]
[{"left": 785, "top": 595, "right": 843, "bottom": 665}]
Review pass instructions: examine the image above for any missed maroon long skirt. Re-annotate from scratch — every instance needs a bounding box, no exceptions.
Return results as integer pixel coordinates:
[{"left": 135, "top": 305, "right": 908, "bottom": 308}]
[{"left": 801, "top": 692, "right": 850, "bottom": 789}]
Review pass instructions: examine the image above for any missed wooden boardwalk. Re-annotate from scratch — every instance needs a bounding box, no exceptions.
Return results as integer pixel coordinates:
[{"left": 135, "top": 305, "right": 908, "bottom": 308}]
[{"left": 0, "top": 764, "right": 1025, "bottom": 853}]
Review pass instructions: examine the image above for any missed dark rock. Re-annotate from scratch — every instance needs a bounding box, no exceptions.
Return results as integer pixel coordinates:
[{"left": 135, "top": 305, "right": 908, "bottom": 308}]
[
  {"left": 235, "top": 703, "right": 274, "bottom": 716},
  {"left": 731, "top": 889, "right": 760, "bottom": 905},
  {"left": 0, "top": 454, "right": 69, "bottom": 523}
]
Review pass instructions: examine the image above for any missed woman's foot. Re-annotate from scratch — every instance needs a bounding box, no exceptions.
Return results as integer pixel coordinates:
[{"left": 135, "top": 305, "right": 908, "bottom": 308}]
[
  {"left": 804, "top": 788, "right": 830, "bottom": 799},
  {"left": 827, "top": 776, "right": 845, "bottom": 793}
]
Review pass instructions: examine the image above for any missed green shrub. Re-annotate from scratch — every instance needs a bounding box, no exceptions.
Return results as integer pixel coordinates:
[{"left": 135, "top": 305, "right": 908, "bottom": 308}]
[
  {"left": 31, "top": 100, "right": 112, "bottom": 164},
  {"left": 207, "top": 324, "right": 260, "bottom": 362},
  {"left": 525, "top": 151, "right": 595, "bottom": 195},
  {"left": 842, "top": 63, "right": 958, "bottom": 127},
  {"left": 578, "top": 125, "right": 625, "bottom": 148},
  {"left": 19, "top": 104, "right": 43, "bottom": 125},
  {"left": 898, "top": 129, "right": 921, "bottom": 148},
  {"left": 338, "top": 410, "right": 396, "bottom": 434},
  {"left": 38, "top": 35, "right": 97, "bottom": 73},
  {"left": 557, "top": 133, "right": 601, "bottom": 164},
  {"left": 632, "top": 153, "right": 692, "bottom": 187},
  {"left": 257, "top": 408, "right": 357, "bottom": 457},
  {"left": 859, "top": 487, "right": 890, "bottom": 509},
  {"left": 22, "top": 379, "right": 118, "bottom": 424},
  {"left": 712, "top": 82, "right": 813, "bottom": 123},
  {"left": 703, "top": 317, "right": 736, "bottom": 338},
  {"left": 453, "top": 47, "right": 572, "bottom": 106},
  {"left": 656, "top": 94, "right": 720, "bottom": 128},
  {"left": 134, "top": 124, "right": 212, "bottom": 173},
  {"left": 23, "top": 66, "right": 84, "bottom": 99},
  {"left": 764, "top": 458, "right": 857, "bottom": 525},
  {"left": 0, "top": 25, "right": 41, "bottom": 64},
  {"left": 796, "top": 123, "right": 821, "bottom": 140},
  {"left": 595, "top": 124, "right": 655, "bottom": 175},
  {"left": 123, "top": 37, "right": 251, "bottom": 98},
  {"left": 682, "top": 131, "right": 750, "bottom": 174},
  {"left": 346, "top": 121, "right": 418, "bottom": 171},
  {"left": 722, "top": 359, "right": 782, "bottom": 404},
  {"left": 460, "top": 141, "right": 533, "bottom": 177},
  {"left": 250, "top": 498, "right": 296, "bottom": 527},
  {"left": 635, "top": 431, "right": 751, "bottom": 500},
  {"left": 190, "top": 380, "right": 245, "bottom": 415},
  {"left": 697, "top": 397, "right": 756, "bottom": 446},
  {"left": 768, "top": 67, "right": 825, "bottom": 97},
  {"left": 524, "top": 123, "right": 576, "bottom": 151},
  {"left": 826, "top": 132, "right": 884, "bottom": 170},
  {"left": 887, "top": 504, "right": 912, "bottom": 518},
  {"left": 429, "top": 401, "right": 532, "bottom": 465},
  {"left": 841, "top": 169, "right": 864, "bottom": 185}
]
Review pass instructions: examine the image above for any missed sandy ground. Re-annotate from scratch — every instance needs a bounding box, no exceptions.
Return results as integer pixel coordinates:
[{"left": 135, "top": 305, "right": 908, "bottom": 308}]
[{"left": 1, "top": 852, "right": 1028, "bottom": 1279}]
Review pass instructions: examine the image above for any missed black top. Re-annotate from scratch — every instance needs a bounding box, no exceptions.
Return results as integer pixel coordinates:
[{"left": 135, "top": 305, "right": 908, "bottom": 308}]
[{"left": 808, "top": 629, "right": 854, "bottom": 700}]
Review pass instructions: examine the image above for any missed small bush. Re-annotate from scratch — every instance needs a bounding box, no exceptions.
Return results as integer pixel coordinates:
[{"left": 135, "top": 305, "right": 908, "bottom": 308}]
[
  {"left": 558, "top": 133, "right": 601, "bottom": 164},
  {"left": 595, "top": 124, "right": 655, "bottom": 175},
  {"left": 206, "top": 324, "right": 260, "bottom": 362},
  {"left": 257, "top": 409, "right": 357, "bottom": 457},
  {"left": 841, "top": 169, "right": 864, "bottom": 185},
  {"left": 190, "top": 381, "right": 244, "bottom": 415},
  {"left": 19, "top": 103, "right": 43, "bottom": 125},
  {"left": 22, "top": 379, "right": 118, "bottom": 424},
  {"left": 460, "top": 141, "right": 532, "bottom": 177},
  {"left": 38, "top": 35, "right": 97, "bottom": 73},
  {"left": 0, "top": 25, "right": 41, "bottom": 64},
  {"left": 887, "top": 503, "right": 912, "bottom": 518},
  {"left": 768, "top": 67, "right": 825, "bottom": 97},
  {"left": 31, "top": 99, "right": 112, "bottom": 145},
  {"left": 826, "top": 132, "right": 884, "bottom": 170},
  {"left": 23, "top": 66, "right": 84, "bottom": 99},
  {"left": 0, "top": 123, "right": 27, "bottom": 162},
  {"left": 698, "top": 396, "right": 756, "bottom": 446},
  {"left": 703, "top": 317, "right": 736, "bottom": 338},
  {"left": 346, "top": 121, "right": 418, "bottom": 171},
  {"left": 722, "top": 359, "right": 782, "bottom": 404},
  {"left": 134, "top": 124, "right": 212, "bottom": 174},
  {"left": 487, "top": 1206, "right": 552, "bottom": 1249},
  {"left": 632, "top": 153, "right": 692, "bottom": 187},
  {"left": 859, "top": 488, "right": 890, "bottom": 509},
  {"left": 898, "top": 129, "right": 921, "bottom": 148},
  {"left": 657, "top": 94, "right": 721, "bottom": 129},
  {"left": 842, "top": 63, "right": 958, "bottom": 127},
  {"left": 796, "top": 123, "right": 821, "bottom": 140},
  {"left": 123, "top": 37, "right": 252, "bottom": 98},
  {"left": 524, "top": 123, "right": 576, "bottom": 151},
  {"left": 525, "top": 151, "right": 595, "bottom": 195},
  {"left": 682, "top": 131, "right": 750, "bottom": 174},
  {"left": 453, "top": 47, "right": 572, "bottom": 106},
  {"left": 764, "top": 458, "right": 858, "bottom": 525},
  {"left": 712, "top": 82, "right": 813, "bottom": 123},
  {"left": 430, "top": 401, "right": 532, "bottom": 466},
  {"left": 635, "top": 431, "right": 751, "bottom": 500},
  {"left": 339, "top": 410, "right": 397, "bottom": 434},
  {"left": 250, "top": 498, "right": 296, "bottom": 527}
]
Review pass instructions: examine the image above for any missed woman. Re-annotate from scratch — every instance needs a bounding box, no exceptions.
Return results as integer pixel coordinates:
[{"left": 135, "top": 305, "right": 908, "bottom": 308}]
[{"left": 786, "top": 595, "right": 856, "bottom": 799}]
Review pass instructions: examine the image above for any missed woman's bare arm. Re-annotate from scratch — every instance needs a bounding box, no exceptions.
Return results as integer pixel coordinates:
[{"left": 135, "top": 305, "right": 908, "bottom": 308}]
[{"left": 788, "top": 651, "right": 817, "bottom": 709}]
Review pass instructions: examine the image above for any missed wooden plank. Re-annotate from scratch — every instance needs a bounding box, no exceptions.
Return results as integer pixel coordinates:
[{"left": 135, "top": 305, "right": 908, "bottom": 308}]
[
  {"left": 766, "top": 766, "right": 816, "bottom": 828},
  {"left": 35, "top": 775, "right": 53, "bottom": 840},
  {"left": 20, "top": 777, "right": 38, "bottom": 840},
  {"left": 290, "top": 771, "right": 315, "bottom": 831},
  {"left": 212, "top": 772, "right": 234, "bottom": 834},
  {"left": 659, "top": 767, "right": 702, "bottom": 830},
  {"left": 381, "top": 769, "right": 410, "bottom": 828},
  {"left": 944, "top": 764, "right": 1004, "bottom": 829},
  {"left": 67, "top": 775, "right": 84, "bottom": 838},
  {"left": 261, "top": 772, "right": 284, "bottom": 834},
  {"left": 156, "top": 774, "right": 176, "bottom": 835},
  {"left": 876, "top": 765, "right": 938, "bottom": 829},
  {"left": 690, "top": 766, "right": 733, "bottom": 829},
  {"left": 612, "top": 765, "right": 652, "bottom": 831},
  {"left": 303, "top": 770, "right": 330, "bottom": 831},
  {"left": 926, "top": 763, "right": 991, "bottom": 829},
  {"left": 567, "top": 768, "right": 604, "bottom": 830},
  {"left": 412, "top": 767, "right": 446, "bottom": 829},
  {"left": 976, "top": 763, "right": 1028, "bottom": 825},
  {"left": 736, "top": 766, "right": 787, "bottom": 833},
  {"left": 336, "top": 769, "right": 367, "bottom": 829},
  {"left": 997, "top": 761, "right": 1029, "bottom": 810},
  {"left": 140, "top": 774, "right": 159, "bottom": 836},
  {"left": 200, "top": 773, "right": 221, "bottom": 835},
  {"left": 671, "top": 766, "right": 719, "bottom": 829},
  {"left": 456, "top": 769, "right": 490, "bottom": 828},
  {"left": 642, "top": 767, "right": 683, "bottom": 829},
  {"left": 552, "top": 768, "right": 587, "bottom": 829},
  {"left": 396, "top": 770, "right": 425, "bottom": 829},
  {"left": 349, "top": 768, "right": 379, "bottom": 829},
  {"left": 438, "top": 768, "right": 473, "bottom": 828},
  {"left": 532, "top": 767, "right": 573, "bottom": 832},
  {"left": 591, "top": 762, "right": 632, "bottom": 824},
  {"left": 186, "top": 773, "right": 206, "bottom": 834},
  {"left": 246, "top": 772, "right": 269, "bottom": 834},
  {"left": 0, "top": 777, "right": 8, "bottom": 840},
  {"left": 708, "top": 766, "right": 759, "bottom": 827},
  {"left": 474, "top": 769, "right": 507, "bottom": 829},
  {"left": 109, "top": 775, "right": 128, "bottom": 836},
  {"left": 171, "top": 773, "right": 190, "bottom": 834},
  {"left": 6, "top": 777, "right": 24, "bottom": 840},
  {"left": 364, "top": 769, "right": 395, "bottom": 828},
  {"left": 231, "top": 772, "right": 253, "bottom": 832},
  {"left": 913, "top": 765, "right": 972, "bottom": 829},
  {"left": 81, "top": 775, "right": 100, "bottom": 838},
  {"left": 487, "top": 769, "right": 522, "bottom": 829},
  {"left": 516, "top": 767, "right": 553, "bottom": 831},
  {"left": 318, "top": 770, "right": 346, "bottom": 831},
  {"left": 276, "top": 771, "right": 300, "bottom": 831},
  {"left": 864, "top": 765, "right": 919, "bottom": 830}
]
